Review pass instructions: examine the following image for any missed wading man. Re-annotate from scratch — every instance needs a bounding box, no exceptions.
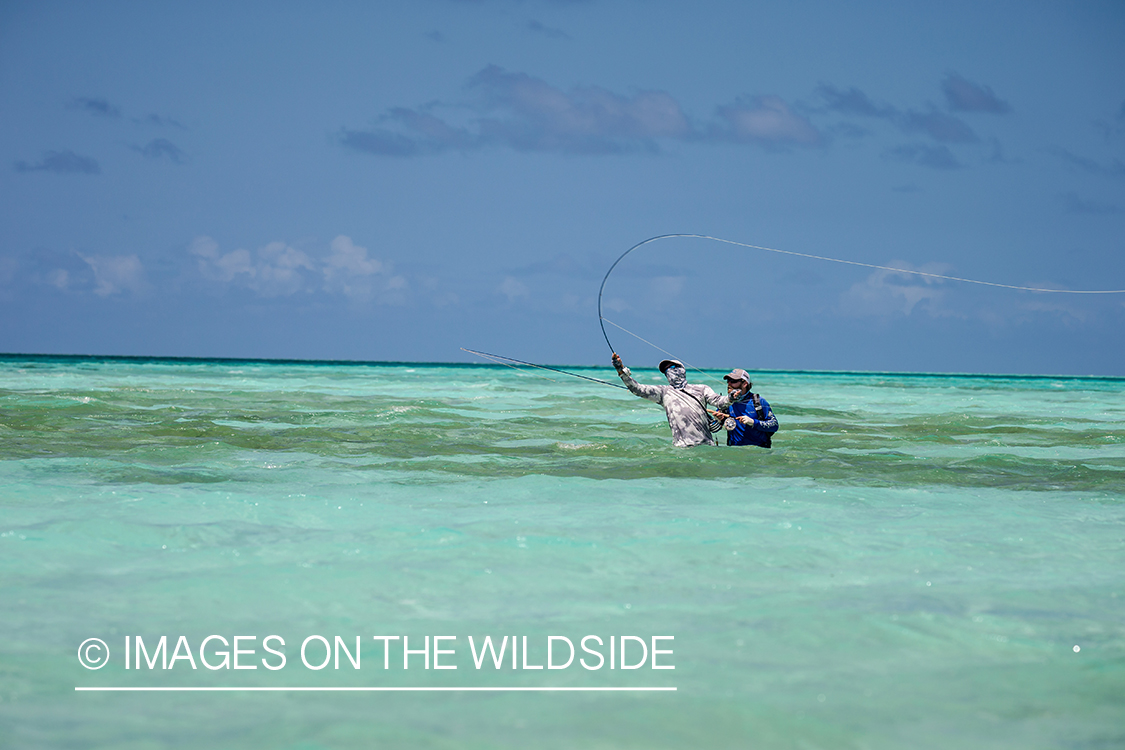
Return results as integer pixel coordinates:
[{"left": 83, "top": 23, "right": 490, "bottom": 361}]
[
  {"left": 711, "top": 368, "right": 778, "bottom": 448},
  {"left": 612, "top": 353, "right": 726, "bottom": 447}
]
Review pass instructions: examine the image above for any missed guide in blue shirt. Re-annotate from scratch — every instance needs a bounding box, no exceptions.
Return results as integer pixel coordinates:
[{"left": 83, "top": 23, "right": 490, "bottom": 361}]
[{"left": 711, "top": 368, "right": 779, "bottom": 448}]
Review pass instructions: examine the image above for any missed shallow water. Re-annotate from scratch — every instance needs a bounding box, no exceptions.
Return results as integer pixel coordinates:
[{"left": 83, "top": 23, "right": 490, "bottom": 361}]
[{"left": 2, "top": 355, "right": 1123, "bottom": 749}]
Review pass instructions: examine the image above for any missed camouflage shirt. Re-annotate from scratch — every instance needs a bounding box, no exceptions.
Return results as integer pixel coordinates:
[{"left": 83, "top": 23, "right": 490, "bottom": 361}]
[{"left": 616, "top": 366, "right": 727, "bottom": 447}]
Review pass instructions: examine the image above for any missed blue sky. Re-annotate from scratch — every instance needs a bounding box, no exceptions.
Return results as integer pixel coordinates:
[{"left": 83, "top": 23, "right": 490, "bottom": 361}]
[{"left": 2, "top": 1, "right": 1123, "bottom": 375}]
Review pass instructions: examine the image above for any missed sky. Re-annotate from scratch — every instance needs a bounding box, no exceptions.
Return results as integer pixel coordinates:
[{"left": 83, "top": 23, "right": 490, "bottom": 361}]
[{"left": 1, "top": 0, "right": 1123, "bottom": 375}]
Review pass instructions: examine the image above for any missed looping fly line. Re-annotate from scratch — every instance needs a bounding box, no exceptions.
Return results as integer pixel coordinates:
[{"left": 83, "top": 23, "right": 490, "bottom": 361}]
[
  {"left": 599, "top": 317, "right": 711, "bottom": 384},
  {"left": 596, "top": 233, "right": 1125, "bottom": 354}
]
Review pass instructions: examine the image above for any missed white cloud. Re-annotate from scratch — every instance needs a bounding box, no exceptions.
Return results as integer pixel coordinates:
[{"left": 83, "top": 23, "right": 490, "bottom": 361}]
[
  {"left": 715, "top": 96, "right": 821, "bottom": 146},
  {"left": 46, "top": 269, "right": 70, "bottom": 290},
  {"left": 79, "top": 254, "right": 146, "bottom": 296},
  {"left": 189, "top": 234, "right": 400, "bottom": 302},
  {"left": 190, "top": 236, "right": 312, "bottom": 296},
  {"left": 325, "top": 235, "right": 383, "bottom": 276},
  {"left": 190, "top": 235, "right": 254, "bottom": 283},
  {"left": 254, "top": 241, "right": 314, "bottom": 297},
  {"left": 601, "top": 297, "right": 631, "bottom": 314},
  {"left": 649, "top": 276, "right": 685, "bottom": 297},
  {"left": 323, "top": 235, "right": 387, "bottom": 300},
  {"left": 1016, "top": 299, "right": 1088, "bottom": 324},
  {"left": 188, "top": 236, "right": 220, "bottom": 259},
  {"left": 838, "top": 262, "right": 951, "bottom": 318},
  {"left": 341, "top": 66, "right": 820, "bottom": 156},
  {"left": 214, "top": 248, "right": 255, "bottom": 282},
  {"left": 499, "top": 276, "right": 529, "bottom": 301}
]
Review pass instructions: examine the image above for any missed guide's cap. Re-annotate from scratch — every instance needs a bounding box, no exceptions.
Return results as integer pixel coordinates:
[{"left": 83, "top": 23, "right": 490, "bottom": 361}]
[
  {"left": 724, "top": 368, "right": 751, "bottom": 383},
  {"left": 658, "top": 359, "right": 685, "bottom": 374}
]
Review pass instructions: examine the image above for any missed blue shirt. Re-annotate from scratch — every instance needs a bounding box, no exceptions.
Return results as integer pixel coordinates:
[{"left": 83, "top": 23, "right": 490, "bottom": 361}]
[{"left": 725, "top": 393, "right": 778, "bottom": 448}]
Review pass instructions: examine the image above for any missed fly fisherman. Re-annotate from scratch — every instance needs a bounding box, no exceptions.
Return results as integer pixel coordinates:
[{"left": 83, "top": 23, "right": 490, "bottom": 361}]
[
  {"left": 710, "top": 368, "right": 778, "bottom": 448},
  {"left": 612, "top": 353, "right": 726, "bottom": 447}
]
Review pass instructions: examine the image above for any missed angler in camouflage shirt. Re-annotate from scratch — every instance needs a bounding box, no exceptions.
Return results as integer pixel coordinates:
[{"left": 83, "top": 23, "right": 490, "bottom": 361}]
[{"left": 612, "top": 353, "right": 727, "bottom": 447}]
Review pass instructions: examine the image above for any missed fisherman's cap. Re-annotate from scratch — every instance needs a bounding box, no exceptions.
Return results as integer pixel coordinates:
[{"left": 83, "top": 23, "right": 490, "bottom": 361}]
[
  {"left": 658, "top": 359, "right": 685, "bottom": 374},
  {"left": 724, "top": 368, "right": 751, "bottom": 383}
]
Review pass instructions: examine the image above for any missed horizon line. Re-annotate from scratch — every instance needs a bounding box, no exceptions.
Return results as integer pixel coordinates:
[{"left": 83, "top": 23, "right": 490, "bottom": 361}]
[
  {"left": 76, "top": 686, "right": 677, "bottom": 692},
  {"left": 1, "top": 350, "right": 1120, "bottom": 382}
]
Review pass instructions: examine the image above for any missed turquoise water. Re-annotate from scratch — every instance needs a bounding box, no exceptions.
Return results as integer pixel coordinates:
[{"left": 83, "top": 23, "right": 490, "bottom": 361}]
[{"left": 2, "top": 355, "right": 1123, "bottom": 749}]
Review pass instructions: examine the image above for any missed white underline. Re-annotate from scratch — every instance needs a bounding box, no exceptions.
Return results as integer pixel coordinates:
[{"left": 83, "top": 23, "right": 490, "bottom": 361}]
[{"left": 76, "top": 686, "right": 676, "bottom": 692}]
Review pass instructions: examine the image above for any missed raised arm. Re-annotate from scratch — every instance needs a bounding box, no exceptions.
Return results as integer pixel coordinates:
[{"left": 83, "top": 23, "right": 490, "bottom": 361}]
[{"left": 612, "top": 354, "right": 665, "bottom": 404}]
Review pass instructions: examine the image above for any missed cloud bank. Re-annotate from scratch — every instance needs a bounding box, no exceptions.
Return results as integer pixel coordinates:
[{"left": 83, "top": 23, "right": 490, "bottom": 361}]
[
  {"left": 71, "top": 97, "right": 121, "bottom": 118},
  {"left": 1048, "top": 147, "right": 1125, "bottom": 179},
  {"left": 340, "top": 66, "right": 819, "bottom": 156},
  {"left": 818, "top": 84, "right": 981, "bottom": 143},
  {"left": 941, "top": 73, "right": 1011, "bottom": 113},
  {"left": 14, "top": 150, "right": 101, "bottom": 174},
  {"left": 713, "top": 96, "right": 821, "bottom": 147},
  {"left": 80, "top": 254, "right": 147, "bottom": 296},
  {"left": 341, "top": 68, "right": 1015, "bottom": 165},
  {"left": 838, "top": 262, "right": 953, "bottom": 318},
  {"left": 134, "top": 139, "right": 187, "bottom": 163},
  {"left": 816, "top": 73, "right": 1015, "bottom": 169},
  {"left": 190, "top": 235, "right": 405, "bottom": 302}
]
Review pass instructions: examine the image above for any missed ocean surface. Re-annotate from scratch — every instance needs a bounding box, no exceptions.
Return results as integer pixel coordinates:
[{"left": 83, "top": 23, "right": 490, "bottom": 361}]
[{"left": 2, "top": 355, "right": 1123, "bottom": 749}]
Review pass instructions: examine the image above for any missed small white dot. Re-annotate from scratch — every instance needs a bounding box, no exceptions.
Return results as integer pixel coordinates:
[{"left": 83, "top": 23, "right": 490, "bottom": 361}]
[
  {"left": 1073, "top": 645, "right": 1081, "bottom": 653},
  {"left": 161, "top": 545, "right": 166, "bottom": 549},
  {"left": 625, "top": 603, "right": 631, "bottom": 609},
  {"left": 817, "top": 694, "right": 826, "bottom": 703},
  {"left": 926, "top": 581, "right": 931, "bottom": 587}
]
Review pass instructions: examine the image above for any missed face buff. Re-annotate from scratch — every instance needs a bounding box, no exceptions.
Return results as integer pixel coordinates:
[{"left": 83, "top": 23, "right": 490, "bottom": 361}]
[{"left": 665, "top": 365, "right": 687, "bottom": 390}]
